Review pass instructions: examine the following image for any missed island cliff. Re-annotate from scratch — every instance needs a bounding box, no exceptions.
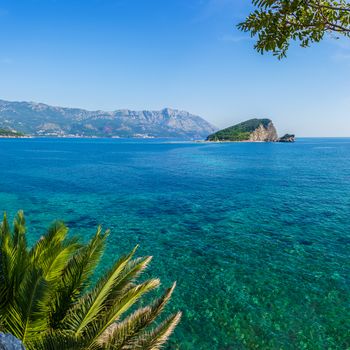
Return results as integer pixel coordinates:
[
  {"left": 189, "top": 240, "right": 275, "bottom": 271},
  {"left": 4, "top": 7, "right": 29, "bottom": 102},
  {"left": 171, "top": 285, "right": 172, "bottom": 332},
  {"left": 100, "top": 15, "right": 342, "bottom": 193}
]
[{"left": 206, "top": 118, "right": 294, "bottom": 142}]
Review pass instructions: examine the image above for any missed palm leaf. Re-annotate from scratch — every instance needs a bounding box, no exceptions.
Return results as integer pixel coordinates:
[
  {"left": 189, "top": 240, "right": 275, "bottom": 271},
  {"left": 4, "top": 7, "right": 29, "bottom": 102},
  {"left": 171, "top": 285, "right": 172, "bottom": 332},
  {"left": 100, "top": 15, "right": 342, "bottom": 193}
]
[
  {"left": 50, "top": 227, "right": 108, "bottom": 328},
  {"left": 127, "top": 312, "right": 182, "bottom": 350},
  {"left": 99, "top": 283, "right": 177, "bottom": 349},
  {"left": 102, "top": 256, "right": 153, "bottom": 309},
  {"left": 28, "top": 331, "right": 87, "bottom": 350},
  {"left": 29, "top": 221, "right": 68, "bottom": 264},
  {"left": 5, "top": 266, "right": 52, "bottom": 343},
  {"left": 44, "top": 238, "right": 80, "bottom": 283},
  {"left": 13, "top": 210, "right": 26, "bottom": 248},
  {"left": 0, "top": 213, "right": 28, "bottom": 322},
  {"left": 63, "top": 246, "right": 139, "bottom": 335},
  {"left": 84, "top": 278, "right": 160, "bottom": 348},
  {"left": 0, "top": 212, "right": 181, "bottom": 350},
  {"left": 0, "top": 212, "right": 12, "bottom": 249},
  {"left": 0, "top": 213, "right": 13, "bottom": 308}
]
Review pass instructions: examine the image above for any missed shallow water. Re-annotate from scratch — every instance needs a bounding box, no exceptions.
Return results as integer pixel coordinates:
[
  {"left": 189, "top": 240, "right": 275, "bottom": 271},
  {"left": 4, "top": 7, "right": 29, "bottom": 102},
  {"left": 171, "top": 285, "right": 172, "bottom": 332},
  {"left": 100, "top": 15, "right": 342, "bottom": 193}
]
[{"left": 0, "top": 138, "right": 349, "bottom": 349}]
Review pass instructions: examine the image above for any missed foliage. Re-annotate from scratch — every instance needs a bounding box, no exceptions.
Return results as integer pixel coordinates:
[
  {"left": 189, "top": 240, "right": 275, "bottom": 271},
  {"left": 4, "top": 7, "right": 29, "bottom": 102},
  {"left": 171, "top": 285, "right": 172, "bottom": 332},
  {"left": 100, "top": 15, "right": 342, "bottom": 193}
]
[
  {"left": 0, "top": 211, "right": 181, "bottom": 350},
  {"left": 238, "top": 0, "right": 350, "bottom": 58},
  {"left": 207, "top": 118, "right": 271, "bottom": 141},
  {"left": 0, "top": 129, "right": 24, "bottom": 137}
]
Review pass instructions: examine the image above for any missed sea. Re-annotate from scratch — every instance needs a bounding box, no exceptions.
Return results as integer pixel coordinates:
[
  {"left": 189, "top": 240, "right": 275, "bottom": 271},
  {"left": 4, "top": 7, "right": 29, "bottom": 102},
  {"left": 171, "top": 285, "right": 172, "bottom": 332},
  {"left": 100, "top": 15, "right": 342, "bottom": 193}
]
[{"left": 0, "top": 137, "right": 349, "bottom": 349}]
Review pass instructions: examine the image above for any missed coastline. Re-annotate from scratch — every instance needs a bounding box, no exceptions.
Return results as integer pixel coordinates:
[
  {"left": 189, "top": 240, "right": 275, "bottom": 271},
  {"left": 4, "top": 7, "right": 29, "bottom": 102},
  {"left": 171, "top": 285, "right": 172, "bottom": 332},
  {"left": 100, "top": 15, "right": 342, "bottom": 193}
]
[
  {"left": 0, "top": 136, "right": 297, "bottom": 143},
  {"left": 195, "top": 140, "right": 266, "bottom": 143},
  {"left": 0, "top": 135, "right": 33, "bottom": 139}
]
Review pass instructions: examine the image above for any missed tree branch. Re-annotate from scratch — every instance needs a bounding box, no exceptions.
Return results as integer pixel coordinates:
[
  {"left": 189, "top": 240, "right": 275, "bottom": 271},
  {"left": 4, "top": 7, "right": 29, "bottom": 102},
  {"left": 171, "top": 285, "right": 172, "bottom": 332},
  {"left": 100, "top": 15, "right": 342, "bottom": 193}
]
[{"left": 308, "top": 0, "right": 350, "bottom": 13}]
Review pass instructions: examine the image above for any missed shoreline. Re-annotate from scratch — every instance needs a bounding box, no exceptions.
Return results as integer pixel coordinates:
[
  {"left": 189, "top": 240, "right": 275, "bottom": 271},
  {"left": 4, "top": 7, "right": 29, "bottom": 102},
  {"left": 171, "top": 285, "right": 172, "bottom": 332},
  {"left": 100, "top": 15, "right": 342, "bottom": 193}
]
[
  {"left": 195, "top": 140, "right": 266, "bottom": 143},
  {"left": 0, "top": 136, "right": 281, "bottom": 142},
  {"left": 0, "top": 135, "right": 33, "bottom": 139}
]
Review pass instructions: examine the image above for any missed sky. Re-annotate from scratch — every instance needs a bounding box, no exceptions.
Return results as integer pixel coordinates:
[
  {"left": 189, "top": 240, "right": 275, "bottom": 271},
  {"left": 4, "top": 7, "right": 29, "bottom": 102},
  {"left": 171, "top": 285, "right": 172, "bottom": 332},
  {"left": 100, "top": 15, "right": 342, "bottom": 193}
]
[{"left": 0, "top": 0, "right": 350, "bottom": 136}]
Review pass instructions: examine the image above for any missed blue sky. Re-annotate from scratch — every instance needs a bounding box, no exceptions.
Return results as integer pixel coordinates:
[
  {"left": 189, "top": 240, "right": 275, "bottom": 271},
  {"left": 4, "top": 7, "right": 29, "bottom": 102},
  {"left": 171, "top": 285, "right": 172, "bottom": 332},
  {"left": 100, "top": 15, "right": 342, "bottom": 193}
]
[{"left": 0, "top": 0, "right": 349, "bottom": 136}]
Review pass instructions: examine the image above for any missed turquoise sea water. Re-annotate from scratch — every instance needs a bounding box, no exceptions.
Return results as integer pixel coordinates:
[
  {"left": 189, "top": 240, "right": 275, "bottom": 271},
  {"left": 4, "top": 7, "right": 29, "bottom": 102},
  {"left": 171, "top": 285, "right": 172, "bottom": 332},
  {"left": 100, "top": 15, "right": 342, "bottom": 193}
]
[{"left": 0, "top": 138, "right": 349, "bottom": 349}]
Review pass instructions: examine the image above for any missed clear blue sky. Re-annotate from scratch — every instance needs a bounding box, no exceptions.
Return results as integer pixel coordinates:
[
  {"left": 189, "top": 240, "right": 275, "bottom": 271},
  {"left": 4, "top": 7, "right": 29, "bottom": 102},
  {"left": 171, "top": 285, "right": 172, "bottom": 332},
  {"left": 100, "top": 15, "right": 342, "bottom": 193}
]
[{"left": 0, "top": 0, "right": 349, "bottom": 136}]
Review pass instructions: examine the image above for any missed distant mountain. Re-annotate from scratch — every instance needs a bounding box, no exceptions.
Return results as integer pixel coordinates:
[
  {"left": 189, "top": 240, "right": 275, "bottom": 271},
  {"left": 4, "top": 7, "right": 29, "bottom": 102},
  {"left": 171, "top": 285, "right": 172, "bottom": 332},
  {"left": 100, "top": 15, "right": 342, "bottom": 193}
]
[
  {"left": 206, "top": 118, "right": 294, "bottom": 142},
  {"left": 0, "top": 99, "right": 217, "bottom": 138}
]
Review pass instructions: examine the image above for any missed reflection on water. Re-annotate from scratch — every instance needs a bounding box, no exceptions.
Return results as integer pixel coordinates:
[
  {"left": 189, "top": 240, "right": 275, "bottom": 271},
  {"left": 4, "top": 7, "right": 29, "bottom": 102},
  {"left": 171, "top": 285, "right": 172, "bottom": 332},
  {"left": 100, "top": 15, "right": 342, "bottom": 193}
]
[{"left": 0, "top": 138, "right": 349, "bottom": 349}]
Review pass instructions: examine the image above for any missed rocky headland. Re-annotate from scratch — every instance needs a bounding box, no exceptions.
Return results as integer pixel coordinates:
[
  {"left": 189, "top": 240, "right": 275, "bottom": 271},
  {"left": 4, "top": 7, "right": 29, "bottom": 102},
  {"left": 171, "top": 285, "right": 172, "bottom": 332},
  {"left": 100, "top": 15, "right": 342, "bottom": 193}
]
[{"left": 206, "top": 118, "right": 295, "bottom": 142}]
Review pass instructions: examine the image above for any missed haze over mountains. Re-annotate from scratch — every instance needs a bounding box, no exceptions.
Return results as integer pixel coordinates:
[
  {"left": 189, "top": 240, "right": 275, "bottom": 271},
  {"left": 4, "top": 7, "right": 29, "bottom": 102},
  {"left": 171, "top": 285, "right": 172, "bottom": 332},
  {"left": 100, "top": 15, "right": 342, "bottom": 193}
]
[{"left": 0, "top": 99, "right": 217, "bottom": 138}]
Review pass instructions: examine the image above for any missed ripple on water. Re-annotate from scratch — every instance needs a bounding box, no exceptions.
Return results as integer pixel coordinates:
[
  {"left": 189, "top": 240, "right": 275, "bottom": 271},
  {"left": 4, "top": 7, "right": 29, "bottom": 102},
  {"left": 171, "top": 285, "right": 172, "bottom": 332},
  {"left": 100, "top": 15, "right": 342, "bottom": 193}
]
[{"left": 0, "top": 138, "right": 349, "bottom": 349}]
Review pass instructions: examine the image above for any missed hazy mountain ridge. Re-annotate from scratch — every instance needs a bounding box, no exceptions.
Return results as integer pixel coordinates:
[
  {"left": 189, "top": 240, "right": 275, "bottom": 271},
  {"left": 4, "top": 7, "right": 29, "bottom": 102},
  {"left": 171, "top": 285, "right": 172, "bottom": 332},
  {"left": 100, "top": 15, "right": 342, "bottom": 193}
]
[{"left": 0, "top": 99, "right": 217, "bottom": 138}]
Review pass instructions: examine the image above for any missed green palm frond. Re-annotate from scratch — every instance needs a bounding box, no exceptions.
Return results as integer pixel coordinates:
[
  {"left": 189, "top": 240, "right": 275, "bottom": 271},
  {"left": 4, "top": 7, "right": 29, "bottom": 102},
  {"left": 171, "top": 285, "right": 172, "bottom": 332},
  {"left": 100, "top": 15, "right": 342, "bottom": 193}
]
[
  {"left": 84, "top": 278, "right": 160, "bottom": 348},
  {"left": 28, "top": 331, "right": 88, "bottom": 350},
  {"left": 2, "top": 298, "right": 22, "bottom": 338},
  {"left": 50, "top": 227, "right": 109, "bottom": 328},
  {"left": 127, "top": 312, "right": 182, "bottom": 350},
  {"left": 99, "top": 283, "right": 177, "bottom": 349},
  {"left": 102, "top": 256, "right": 153, "bottom": 309},
  {"left": 12, "top": 211, "right": 29, "bottom": 282},
  {"left": 0, "top": 211, "right": 181, "bottom": 350},
  {"left": 13, "top": 210, "right": 26, "bottom": 248},
  {"left": 0, "top": 212, "right": 29, "bottom": 321},
  {"left": 0, "top": 213, "right": 12, "bottom": 249},
  {"left": 64, "top": 246, "right": 140, "bottom": 335},
  {"left": 3, "top": 264, "right": 51, "bottom": 342},
  {"left": 0, "top": 213, "right": 14, "bottom": 305},
  {"left": 44, "top": 238, "right": 80, "bottom": 283},
  {"left": 69, "top": 226, "right": 109, "bottom": 289},
  {"left": 29, "top": 221, "right": 68, "bottom": 264}
]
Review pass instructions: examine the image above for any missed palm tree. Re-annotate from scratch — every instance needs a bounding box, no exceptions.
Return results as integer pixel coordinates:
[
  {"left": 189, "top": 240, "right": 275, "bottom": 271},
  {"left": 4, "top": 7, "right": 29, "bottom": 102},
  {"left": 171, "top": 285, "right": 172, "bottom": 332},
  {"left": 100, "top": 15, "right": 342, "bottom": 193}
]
[{"left": 0, "top": 211, "right": 181, "bottom": 350}]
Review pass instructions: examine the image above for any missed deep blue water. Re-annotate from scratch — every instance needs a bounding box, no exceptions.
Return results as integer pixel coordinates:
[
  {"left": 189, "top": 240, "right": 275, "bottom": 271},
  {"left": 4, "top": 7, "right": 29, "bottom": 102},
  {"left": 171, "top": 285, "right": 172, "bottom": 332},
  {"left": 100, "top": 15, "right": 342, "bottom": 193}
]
[{"left": 0, "top": 138, "right": 349, "bottom": 349}]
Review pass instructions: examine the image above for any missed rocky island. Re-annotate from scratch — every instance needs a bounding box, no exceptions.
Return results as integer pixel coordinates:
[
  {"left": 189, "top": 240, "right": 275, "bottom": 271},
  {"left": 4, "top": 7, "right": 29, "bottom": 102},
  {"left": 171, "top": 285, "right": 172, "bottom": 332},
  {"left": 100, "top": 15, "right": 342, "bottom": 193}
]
[
  {"left": 206, "top": 118, "right": 295, "bottom": 142},
  {"left": 277, "top": 133, "right": 295, "bottom": 142}
]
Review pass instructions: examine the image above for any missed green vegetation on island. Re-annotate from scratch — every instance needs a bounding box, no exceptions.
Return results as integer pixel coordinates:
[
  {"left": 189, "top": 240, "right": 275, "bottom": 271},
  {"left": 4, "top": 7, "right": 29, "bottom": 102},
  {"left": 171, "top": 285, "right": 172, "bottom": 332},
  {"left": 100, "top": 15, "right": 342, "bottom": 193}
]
[
  {"left": 207, "top": 118, "right": 273, "bottom": 141},
  {"left": 0, "top": 128, "right": 25, "bottom": 137},
  {"left": 0, "top": 211, "right": 181, "bottom": 350}
]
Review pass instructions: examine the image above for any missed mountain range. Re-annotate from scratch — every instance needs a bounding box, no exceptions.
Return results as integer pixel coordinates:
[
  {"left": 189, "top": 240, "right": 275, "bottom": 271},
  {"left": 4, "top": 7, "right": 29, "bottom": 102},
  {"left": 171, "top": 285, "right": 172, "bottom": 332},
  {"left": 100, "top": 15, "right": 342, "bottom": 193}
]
[{"left": 0, "top": 99, "right": 217, "bottom": 138}]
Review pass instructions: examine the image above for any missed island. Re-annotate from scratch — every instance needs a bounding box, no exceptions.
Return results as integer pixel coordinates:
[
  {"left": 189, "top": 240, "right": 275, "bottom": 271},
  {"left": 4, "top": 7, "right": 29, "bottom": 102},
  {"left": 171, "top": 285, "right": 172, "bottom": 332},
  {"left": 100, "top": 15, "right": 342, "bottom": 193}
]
[
  {"left": 0, "top": 128, "right": 26, "bottom": 138},
  {"left": 206, "top": 118, "right": 295, "bottom": 142},
  {"left": 277, "top": 133, "right": 295, "bottom": 142}
]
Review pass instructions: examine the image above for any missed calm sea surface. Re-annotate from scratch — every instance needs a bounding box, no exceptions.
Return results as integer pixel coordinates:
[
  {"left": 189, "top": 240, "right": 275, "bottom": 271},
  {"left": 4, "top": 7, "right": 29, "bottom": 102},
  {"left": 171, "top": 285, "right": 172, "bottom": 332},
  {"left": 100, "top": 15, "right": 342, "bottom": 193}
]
[{"left": 0, "top": 138, "right": 349, "bottom": 349}]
